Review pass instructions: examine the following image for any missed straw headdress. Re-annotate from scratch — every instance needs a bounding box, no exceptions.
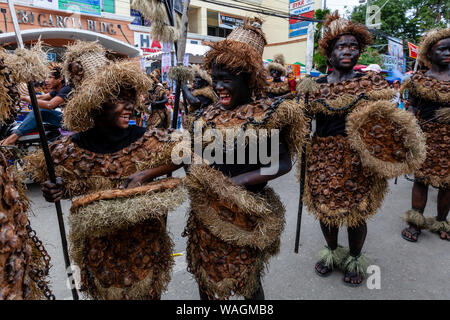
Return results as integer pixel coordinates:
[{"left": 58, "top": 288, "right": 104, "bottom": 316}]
[
  {"left": 417, "top": 27, "right": 450, "bottom": 68},
  {"left": 63, "top": 60, "right": 154, "bottom": 132},
  {"left": 192, "top": 64, "right": 212, "bottom": 86},
  {"left": 0, "top": 42, "right": 47, "bottom": 123},
  {"left": 319, "top": 11, "right": 373, "bottom": 56},
  {"left": 62, "top": 40, "right": 108, "bottom": 88},
  {"left": 204, "top": 17, "right": 268, "bottom": 95},
  {"left": 266, "top": 54, "right": 287, "bottom": 76}
]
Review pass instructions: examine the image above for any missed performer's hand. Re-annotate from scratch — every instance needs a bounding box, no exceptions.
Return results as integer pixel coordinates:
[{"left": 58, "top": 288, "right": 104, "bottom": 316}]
[
  {"left": 120, "top": 170, "right": 152, "bottom": 189},
  {"left": 41, "top": 177, "right": 64, "bottom": 203}
]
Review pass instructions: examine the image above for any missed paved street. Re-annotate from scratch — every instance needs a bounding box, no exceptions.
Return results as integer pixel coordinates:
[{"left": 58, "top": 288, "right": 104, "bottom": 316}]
[{"left": 26, "top": 168, "right": 449, "bottom": 300}]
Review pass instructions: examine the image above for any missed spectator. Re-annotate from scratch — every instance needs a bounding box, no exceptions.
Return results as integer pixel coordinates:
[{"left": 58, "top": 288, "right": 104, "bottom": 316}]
[{"left": 0, "top": 65, "right": 71, "bottom": 146}]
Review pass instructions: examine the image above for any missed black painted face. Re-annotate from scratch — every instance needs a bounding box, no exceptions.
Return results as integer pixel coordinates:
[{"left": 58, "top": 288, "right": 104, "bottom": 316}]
[
  {"left": 328, "top": 35, "right": 360, "bottom": 71},
  {"left": 270, "top": 69, "right": 282, "bottom": 80},
  {"left": 99, "top": 99, "right": 134, "bottom": 130},
  {"left": 193, "top": 75, "right": 208, "bottom": 90},
  {"left": 429, "top": 38, "right": 450, "bottom": 68},
  {"left": 211, "top": 64, "right": 251, "bottom": 110}
]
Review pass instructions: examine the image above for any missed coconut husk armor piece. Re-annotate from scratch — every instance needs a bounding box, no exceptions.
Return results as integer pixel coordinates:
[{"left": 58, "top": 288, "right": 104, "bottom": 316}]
[
  {"left": 62, "top": 40, "right": 109, "bottom": 88},
  {"left": 417, "top": 28, "right": 450, "bottom": 68},
  {"left": 25, "top": 128, "right": 189, "bottom": 300},
  {"left": 183, "top": 165, "right": 285, "bottom": 299},
  {"left": 63, "top": 60, "right": 154, "bottom": 132},
  {"left": 299, "top": 63, "right": 426, "bottom": 227},
  {"left": 403, "top": 71, "right": 449, "bottom": 188}
]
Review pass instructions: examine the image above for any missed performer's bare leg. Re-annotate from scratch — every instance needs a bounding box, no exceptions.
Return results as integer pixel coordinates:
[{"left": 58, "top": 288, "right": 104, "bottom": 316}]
[
  {"left": 437, "top": 188, "right": 450, "bottom": 240},
  {"left": 315, "top": 221, "right": 339, "bottom": 275},
  {"left": 402, "top": 181, "right": 428, "bottom": 241},
  {"left": 344, "top": 222, "right": 367, "bottom": 286}
]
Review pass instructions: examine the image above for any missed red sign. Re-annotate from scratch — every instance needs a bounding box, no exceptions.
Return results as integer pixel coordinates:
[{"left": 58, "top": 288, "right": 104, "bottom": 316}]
[
  {"left": 289, "top": 10, "right": 314, "bottom": 25},
  {"left": 408, "top": 42, "right": 418, "bottom": 59}
]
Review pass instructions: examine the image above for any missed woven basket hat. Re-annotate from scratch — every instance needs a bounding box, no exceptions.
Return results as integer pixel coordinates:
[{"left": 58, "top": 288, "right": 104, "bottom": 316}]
[
  {"left": 62, "top": 40, "right": 109, "bottom": 88},
  {"left": 227, "top": 17, "right": 267, "bottom": 56},
  {"left": 203, "top": 17, "right": 268, "bottom": 95},
  {"left": 417, "top": 28, "right": 450, "bottom": 68},
  {"left": 63, "top": 60, "right": 154, "bottom": 132}
]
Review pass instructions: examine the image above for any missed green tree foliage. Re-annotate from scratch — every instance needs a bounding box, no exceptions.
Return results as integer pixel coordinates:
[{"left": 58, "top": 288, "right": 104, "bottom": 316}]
[
  {"left": 350, "top": 0, "right": 449, "bottom": 44},
  {"left": 358, "top": 47, "right": 383, "bottom": 66}
]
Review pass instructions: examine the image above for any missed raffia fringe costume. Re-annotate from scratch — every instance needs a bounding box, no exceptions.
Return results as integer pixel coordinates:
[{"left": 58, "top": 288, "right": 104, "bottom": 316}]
[
  {"left": 183, "top": 98, "right": 307, "bottom": 299},
  {"left": 299, "top": 72, "right": 426, "bottom": 228},
  {"left": 26, "top": 129, "right": 187, "bottom": 299},
  {"left": 147, "top": 83, "right": 171, "bottom": 129},
  {"left": 0, "top": 44, "right": 51, "bottom": 300},
  {"left": 266, "top": 54, "right": 290, "bottom": 97}
]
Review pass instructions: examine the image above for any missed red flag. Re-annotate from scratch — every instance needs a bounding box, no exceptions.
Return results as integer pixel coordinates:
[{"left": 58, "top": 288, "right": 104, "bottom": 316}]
[{"left": 408, "top": 42, "right": 418, "bottom": 59}]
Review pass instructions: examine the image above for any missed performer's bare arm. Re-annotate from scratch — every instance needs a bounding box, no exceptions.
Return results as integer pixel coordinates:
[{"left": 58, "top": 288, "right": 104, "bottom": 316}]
[
  {"left": 120, "top": 163, "right": 183, "bottom": 189},
  {"left": 181, "top": 84, "right": 202, "bottom": 109},
  {"left": 21, "top": 95, "right": 64, "bottom": 110},
  {"left": 231, "top": 149, "right": 292, "bottom": 187}
]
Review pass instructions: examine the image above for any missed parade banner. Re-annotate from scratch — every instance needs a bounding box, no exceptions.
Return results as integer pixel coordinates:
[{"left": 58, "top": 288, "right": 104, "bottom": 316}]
[
  {"left": 59, "top": 0, "right": 101, "bottom": 16},
  {"left": 218, "top": 13, "right": 244, "bottom": 30},
  {"left": 408, "top": 42, "right": 418, "bottom": 59},
  {"left": 387, "top": 36, "right": 405, "bottom": 73}
]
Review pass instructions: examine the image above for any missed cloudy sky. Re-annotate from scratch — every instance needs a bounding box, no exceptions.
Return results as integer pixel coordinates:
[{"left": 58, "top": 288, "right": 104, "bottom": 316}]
[{"left": 324, "top": 0, "right": 362, "bottom": 16}]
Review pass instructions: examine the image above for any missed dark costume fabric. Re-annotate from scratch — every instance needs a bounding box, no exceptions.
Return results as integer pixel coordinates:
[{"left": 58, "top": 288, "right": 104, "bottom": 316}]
[
  {"left": 26, "top": 128, "right": 187, "bottom": 300},
  {"left": 183, "top": 97, "right": 307, "bottom": 299},
  {"left": 147, "top": 84, "right": 170, "bottom": 129},
  {"left": 299, "top": 72, "right": 426, "bottom": 228},
  {"left": 404, "top": 71, "right": 449, "bottom": 188}
]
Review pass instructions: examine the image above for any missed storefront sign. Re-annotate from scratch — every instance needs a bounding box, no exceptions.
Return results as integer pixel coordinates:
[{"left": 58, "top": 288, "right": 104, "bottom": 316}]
[
  {"left": 15, "top": 9, "right": 116, "bottom": 35},
  {"left": 218, "top": 13, "right": 243, "bottom": 30},
  {"left": 289, "top": 0, "right": 315, "bottom": 38},
  {"left": 32, "top": 0, "right": 59, "bottom": 10},
  {"left": 134, "top": 31, "right": 163, "bottom": 54},
  {"left": 58, "top": 0, "right": 101, "bottom": 16}
]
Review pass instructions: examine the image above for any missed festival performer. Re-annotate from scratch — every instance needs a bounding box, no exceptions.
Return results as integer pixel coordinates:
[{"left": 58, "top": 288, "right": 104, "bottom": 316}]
[
  {"left": 265, "top": 54, "right": 291, "bottom": 98},
  {"left": 181, "top": 65, "right": 218, "bottom": 114},
  {"left": 0, "top": 45, "right": 52, "bottom": 300},
  {"left": 146, "top": 69, "right": 171, "bottom": 129},
  {"left": 297, "top": 12, "right": 426, "bottom": 286},
  {"left": 401, "top": 28, "right": 450, "bottom": 242},
  {"left": 182, "top": 18, "right": 307, "bottom": 300},
  {"left": 26, "top": 60, "right": 187, "bottom": 300}
]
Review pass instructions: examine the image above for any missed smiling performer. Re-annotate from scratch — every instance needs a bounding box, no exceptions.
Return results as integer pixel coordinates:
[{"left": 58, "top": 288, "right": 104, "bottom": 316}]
[
  {"left": 26, "top": 60, "right": 186, "bottom": 300},
  {"left": 265, "top": 54, "right": 291, "bottom": 98},
  {"left": 181, "top": 65, "right": 218, "bottom": 114},
  {"left": 182, "top": 18, "right": 307, "bottom": 300},
  {"left": 297, "top": 12, "right": 425, "bottom": 286},
  {"left": 401, "top": 28, "right": 450, "bottom": 242}
]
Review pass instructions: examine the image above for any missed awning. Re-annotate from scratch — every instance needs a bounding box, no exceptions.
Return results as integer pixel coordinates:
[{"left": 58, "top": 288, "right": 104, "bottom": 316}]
[{"left": 0, "top": 28, "right": 142, "bottom": 57}]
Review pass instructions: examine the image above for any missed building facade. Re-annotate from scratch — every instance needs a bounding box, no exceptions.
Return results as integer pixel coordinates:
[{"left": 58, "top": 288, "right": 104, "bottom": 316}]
[
  {"left": 188, "top": 0, "right": 322, "bottom": 65},
  {"left": 0, "top": 0, "right": 139, "bottom": 58}
]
